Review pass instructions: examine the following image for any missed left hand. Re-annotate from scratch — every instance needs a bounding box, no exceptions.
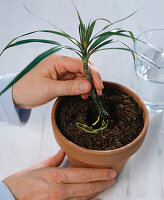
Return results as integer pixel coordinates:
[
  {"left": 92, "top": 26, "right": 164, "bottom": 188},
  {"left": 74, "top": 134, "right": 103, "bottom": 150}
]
[
  {"left": 13, "top": 53, "right": 104, "bottom": 109},
  {"left": 4, "top": 150, "right": 115, "bottom": 200}
]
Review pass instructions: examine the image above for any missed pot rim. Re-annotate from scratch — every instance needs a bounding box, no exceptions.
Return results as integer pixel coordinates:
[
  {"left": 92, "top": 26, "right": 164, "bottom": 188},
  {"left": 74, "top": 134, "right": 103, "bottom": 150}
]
[{"left": 51, "top": 81, "right": 149, "bottom": 155}]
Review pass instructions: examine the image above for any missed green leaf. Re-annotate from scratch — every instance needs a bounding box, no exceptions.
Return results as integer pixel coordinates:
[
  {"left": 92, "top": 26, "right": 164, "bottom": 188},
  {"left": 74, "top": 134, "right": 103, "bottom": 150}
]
[
  {"left": 56, "top": 29, "right": 82, "bottom": 50},
  {"left": 109, "top": 40, "right": 160, "bottom": 69},
  {"left": 90, "top": 29, "right": 136, "bottom": 49},
  {"left": 0, "top": 46, "right": 63, "bottom": 96},
  {"left": 1, "top": 39, "right": 62, "bottom": 54},
  {"left": 129, "top": 31, "right": 135, "bottom": 43},
  {"left": 87, "top": 18, "right": 112, "bottom": 45},
  {"left": 84, "top": 22, "right": 91, "bottom": 46},
  {"left": 88, "top": 35, "right": 110, "bottom": 52},
  {"left": 87, "top": 20, "right": 96, "bottom": 42},
  {"left": 65, "top": 46, "right": 82, "bottom": 57},
  {"left": 92, "top": 11, "right": 137, "bottom": 39},
  {"left": 91, "top": 44, "right": 136, "bottom": 74},
  {"left": 88, "top": 29, "right": 129, "bottom": 50},
  {"left": 118, "top": 41, "right": 136, "bottom": 70},
  {"left": 96, "top": 29, "right": 161, "bottom": 55},
  {"left": 102, "top": 11, "right": 137, "bottom": 32},
  {"left": 71, "top": 1, "right": 85, "bottom": 45},
  {"left": 95, "top": 28, "right": 130, "bottom": 38},
  {"left": 0, "top": 30, "right": 81, "bottom": 56},
  {"left": 92, "top": 45, "right": 160, "bottom": 69},
  {"left": 89, "top": 39, "right": 113, "bottom": 55},
  {"left": 95, "top": 47, "right": 133, "bottom": 52}
]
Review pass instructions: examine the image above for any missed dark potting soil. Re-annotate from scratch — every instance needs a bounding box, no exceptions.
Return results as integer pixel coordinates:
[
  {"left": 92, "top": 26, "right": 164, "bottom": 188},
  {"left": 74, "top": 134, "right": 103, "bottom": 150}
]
[{"left": 56, "top": 85, "right": 144, "bottom": 150}]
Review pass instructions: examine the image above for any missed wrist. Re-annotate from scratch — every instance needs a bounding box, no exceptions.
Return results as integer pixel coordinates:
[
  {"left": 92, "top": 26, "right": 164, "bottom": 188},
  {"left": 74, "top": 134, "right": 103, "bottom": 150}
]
[
  {"left": 12, "top": 83, "right": 20, "bottom": 108},
  {"left": 12, "top": 83, "right": 27, "bottom": 109},
  {"left": 0, "top": 181, "right": 16, "bottom": 200}
]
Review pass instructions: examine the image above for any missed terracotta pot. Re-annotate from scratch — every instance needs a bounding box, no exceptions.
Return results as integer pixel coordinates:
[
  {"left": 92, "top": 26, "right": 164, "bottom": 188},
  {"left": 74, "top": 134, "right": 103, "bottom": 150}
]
[{"left": 51, "top": 81, "right": 149, "bottom": 174}]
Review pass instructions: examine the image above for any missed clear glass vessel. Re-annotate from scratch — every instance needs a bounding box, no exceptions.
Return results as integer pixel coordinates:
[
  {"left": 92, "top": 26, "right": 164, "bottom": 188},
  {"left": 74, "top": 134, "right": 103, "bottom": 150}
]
[{"left": 134, "top": 29, "right": 164, "bottom": 112}]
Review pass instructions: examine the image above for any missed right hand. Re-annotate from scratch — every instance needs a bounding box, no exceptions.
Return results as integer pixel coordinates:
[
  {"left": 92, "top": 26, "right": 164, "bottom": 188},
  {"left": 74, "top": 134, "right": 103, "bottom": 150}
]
[
  {"left": 3, "top": 150, "right": 116, "bottom": 200},
  {"left": 13, "top": 54, "right": 103, "bottom": 109}
]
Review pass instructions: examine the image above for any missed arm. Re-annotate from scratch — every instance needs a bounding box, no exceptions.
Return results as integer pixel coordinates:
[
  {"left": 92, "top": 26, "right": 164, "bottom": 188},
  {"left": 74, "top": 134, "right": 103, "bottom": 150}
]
[
  {"left": 0, "top": 74, "right": 31, "bottom": 200},
  {"left": 0, "top": 54, "right": 116, "bottom": 199},
  {"left": 0, "top": 74, "right": 31, "bottom": 199},
  {"left": 0, "top": 182, "right": 15, "bottom": 200},
  {"left": 0, "top": 74, "right": 31, "bottom": 126}
]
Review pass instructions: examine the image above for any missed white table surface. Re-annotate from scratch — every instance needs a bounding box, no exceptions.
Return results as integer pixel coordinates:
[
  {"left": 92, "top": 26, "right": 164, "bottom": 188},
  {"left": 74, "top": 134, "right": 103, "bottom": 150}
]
[{"left": 0, "top": 0, "right": 164, "bottom": 199}]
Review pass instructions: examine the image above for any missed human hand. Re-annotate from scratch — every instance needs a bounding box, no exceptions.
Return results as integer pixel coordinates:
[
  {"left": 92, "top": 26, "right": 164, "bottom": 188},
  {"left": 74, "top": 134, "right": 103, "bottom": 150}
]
[
  {"left": 13, "top": 54, "right": 104, "bottom": 109},
  {"left": 3, "top": 150, "right": 116, "bottom": 200}
]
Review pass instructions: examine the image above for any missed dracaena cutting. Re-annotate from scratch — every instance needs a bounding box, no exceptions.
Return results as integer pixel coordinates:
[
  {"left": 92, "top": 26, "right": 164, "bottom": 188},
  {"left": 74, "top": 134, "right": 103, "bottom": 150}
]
[{"left": 0, "top": 5, "right": 155, "bottom": 133}]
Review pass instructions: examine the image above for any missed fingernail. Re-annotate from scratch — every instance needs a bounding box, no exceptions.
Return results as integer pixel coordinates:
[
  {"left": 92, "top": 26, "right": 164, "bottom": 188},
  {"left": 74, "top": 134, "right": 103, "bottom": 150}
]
[
  {"left": 111, "top": 179, "right": 116, "bottom": 185},
  {"left": 111, "top": 171, "right": 117, "bottom": 179},
  {"left": 108, "top": 170, "right": 117, "bottom": 179},
  {"left": 99, "top": 90, "right": 102, "bottom": 96},
  {"left": 101, "top": 82, "right": 104, "bottom": 89},
  {"left": 80, "top": 82, "right": 89, "bottom": 91}
]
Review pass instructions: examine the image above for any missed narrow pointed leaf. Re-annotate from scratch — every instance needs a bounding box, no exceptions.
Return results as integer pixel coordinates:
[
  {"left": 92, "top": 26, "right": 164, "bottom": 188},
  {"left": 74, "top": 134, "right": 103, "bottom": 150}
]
[
  {"left": 65, "top": 46, "right": 82, "bottom": 57},
  {"left": 92, "top": 11, "right": 137, "bottom": 40},
  {"left": 95, "top": 28, "right": 131, "bottom": 38},
  {"left": 72, "top": 2, "right": 85, "bottom": 43},
  {"left": 1, "top": 39, "right": 62, "bottom": 54},
  {"left": 57, "top": 29, "right": 81, "bottom": 49},
  {"left": 89, "top": 28, "right": 127, "bottom": 46},
  {"left": 0, "top": 30, "right": 80, "bottom": 56},
  {"left": 88, "top": 35, "right": 111, "bottom": 52},
  {"left": 128, "top": 31, "right": 135, "bottom": 43},
  {"left": 102, "top": 11, "right": 137, "bottom": 32},
  {"left": 92, "top": 46, "right": 160, "bottom": 68},
  {"left": 0, "top": 46, "right": 63, "bottom": 96},
  {"left": 85, "top": 22, "right": 91, "bottom": 44},
  {"left": 89, "top": 39, "right": 113, "bottom": 54},
  {"left": 87, "top": 20, "right": 96, "bottom": 41},
  {"left": 87, "top": 18, "right": 112, "bottom": 43},
  {"left": 95, "top": 29, "right": 151, "bottom": 50},
  {"left": 118, "top": 41, "right": 136, "bottom": 70},
  {"left": 95, "top": 47, "right": 133, "bottom": 52}
]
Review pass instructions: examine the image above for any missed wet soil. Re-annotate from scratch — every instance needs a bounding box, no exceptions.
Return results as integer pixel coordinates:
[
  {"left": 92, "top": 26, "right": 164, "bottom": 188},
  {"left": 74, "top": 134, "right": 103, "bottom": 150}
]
[{"left": 56, "top": 84, "right": 144, "bottom": 150}]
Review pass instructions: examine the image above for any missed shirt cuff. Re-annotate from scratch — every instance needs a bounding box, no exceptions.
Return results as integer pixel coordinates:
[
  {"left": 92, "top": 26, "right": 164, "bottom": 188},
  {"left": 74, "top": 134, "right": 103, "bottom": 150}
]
[
  {"left": 0, "top": 74, "right": 31, "bottom": 126},
  {"left": 0, "top": 182, "right": 15, "bottom": 200}
]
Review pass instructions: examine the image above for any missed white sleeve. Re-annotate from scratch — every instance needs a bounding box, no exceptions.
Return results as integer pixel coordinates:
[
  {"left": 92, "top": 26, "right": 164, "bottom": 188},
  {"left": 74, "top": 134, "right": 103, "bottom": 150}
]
[
  {"left": 0, "top": 74, "right": 31, "bottom": 126},
  {"left": 0, "top": 182, "right": 15, "bottom": 200}
]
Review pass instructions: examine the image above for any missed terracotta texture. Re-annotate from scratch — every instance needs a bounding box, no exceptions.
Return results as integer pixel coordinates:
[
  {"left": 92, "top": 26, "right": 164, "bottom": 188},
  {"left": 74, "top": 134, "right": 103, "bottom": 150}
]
[{"left": 51, "top": 81, "right": 149, "bottom": 174}]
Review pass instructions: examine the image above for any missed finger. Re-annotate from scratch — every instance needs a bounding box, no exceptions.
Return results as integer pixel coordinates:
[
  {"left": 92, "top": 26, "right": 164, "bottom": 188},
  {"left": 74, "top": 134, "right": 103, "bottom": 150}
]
[
  {"left": 52, "top": 55, "right": 85, "bottom": 74},
  {"left": 30, "top": 149, "right": 65, "bottom": 169},
  {"left": 89, "top": 199, "right": 100, "bottom": 200},
  {"left": 59, "top": 168, "right": 116, "bottom": 183},
  {"left": 88, "top": 62, "right": 104, "bottom": 91},
  {"left": 64, "top": 179, "right": 115, "bottom": 199},
  {"left": 50, "top": 79, "right": 91, "bottom": 96},
  {"left": 81, "top": 88, "right": 102, "bottom": 99},
  {"left": 81, "top": 93, "right": 90, "bottom": 99},
  {"left": 39, "top": 149, "right": 65, "bottom": 167},
  {"left": 68, "top": 191, "right": 101, "bottom": 200},
  {"left": 50, "top": 55, "right": 103, "bottom": 92},
  {"left": 68, "top": 197, "right": 100, "bottom": 200},
  {"left": 59, "top": 72, "right": 76, "bottom": 80},
  {"left": 97, "top": 89, "right": 102, "bottom": 96},
  {"left": 91, "top": 199, "right": 100, "bottom": 200},
  {"left": 83, "top": 189, "right": 104, "bottom": 200}
]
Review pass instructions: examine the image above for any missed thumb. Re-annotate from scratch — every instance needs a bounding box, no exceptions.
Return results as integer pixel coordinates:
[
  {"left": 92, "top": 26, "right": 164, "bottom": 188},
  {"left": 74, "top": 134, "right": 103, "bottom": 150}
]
[
  {"left": 30, "top": 150, "right": 65, "bottom": 169},
  {"left": 52, "top": 80, "right": 91, "bottom": 96},
  {"left": 92, "top": 199, "right": 101, "bottom": 200}
]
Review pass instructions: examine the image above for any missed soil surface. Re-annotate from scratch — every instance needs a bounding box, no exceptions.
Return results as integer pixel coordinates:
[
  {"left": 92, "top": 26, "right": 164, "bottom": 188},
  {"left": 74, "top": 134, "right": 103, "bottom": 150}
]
[{"left": 56, "top": 85, "right": 144, "bottom": 150}]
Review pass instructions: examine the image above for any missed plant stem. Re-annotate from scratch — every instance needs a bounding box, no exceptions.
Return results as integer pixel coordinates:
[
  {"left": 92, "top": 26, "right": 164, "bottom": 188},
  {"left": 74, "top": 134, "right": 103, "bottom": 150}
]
[{"left": 82, "top": 57, "right": 109, "bottom": 119}]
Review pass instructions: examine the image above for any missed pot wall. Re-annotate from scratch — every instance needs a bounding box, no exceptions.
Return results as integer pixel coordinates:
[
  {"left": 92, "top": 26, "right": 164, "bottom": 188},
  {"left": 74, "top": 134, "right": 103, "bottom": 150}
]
[{"left": 51, "top": 81, "right": 149, "bottom": 174}]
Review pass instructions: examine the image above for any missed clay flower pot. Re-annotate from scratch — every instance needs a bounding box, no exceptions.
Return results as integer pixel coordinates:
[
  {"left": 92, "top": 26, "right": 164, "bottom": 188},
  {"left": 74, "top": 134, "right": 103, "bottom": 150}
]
[{"left": 51, "top": 81, "right": 149, "bottom": 174}]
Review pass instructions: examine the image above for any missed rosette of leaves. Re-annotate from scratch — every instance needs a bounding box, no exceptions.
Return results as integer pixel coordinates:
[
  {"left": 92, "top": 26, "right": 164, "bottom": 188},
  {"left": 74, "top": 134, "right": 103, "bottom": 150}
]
[{"left": 0, "top": 5, "right": 158, "bottom": 134}]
